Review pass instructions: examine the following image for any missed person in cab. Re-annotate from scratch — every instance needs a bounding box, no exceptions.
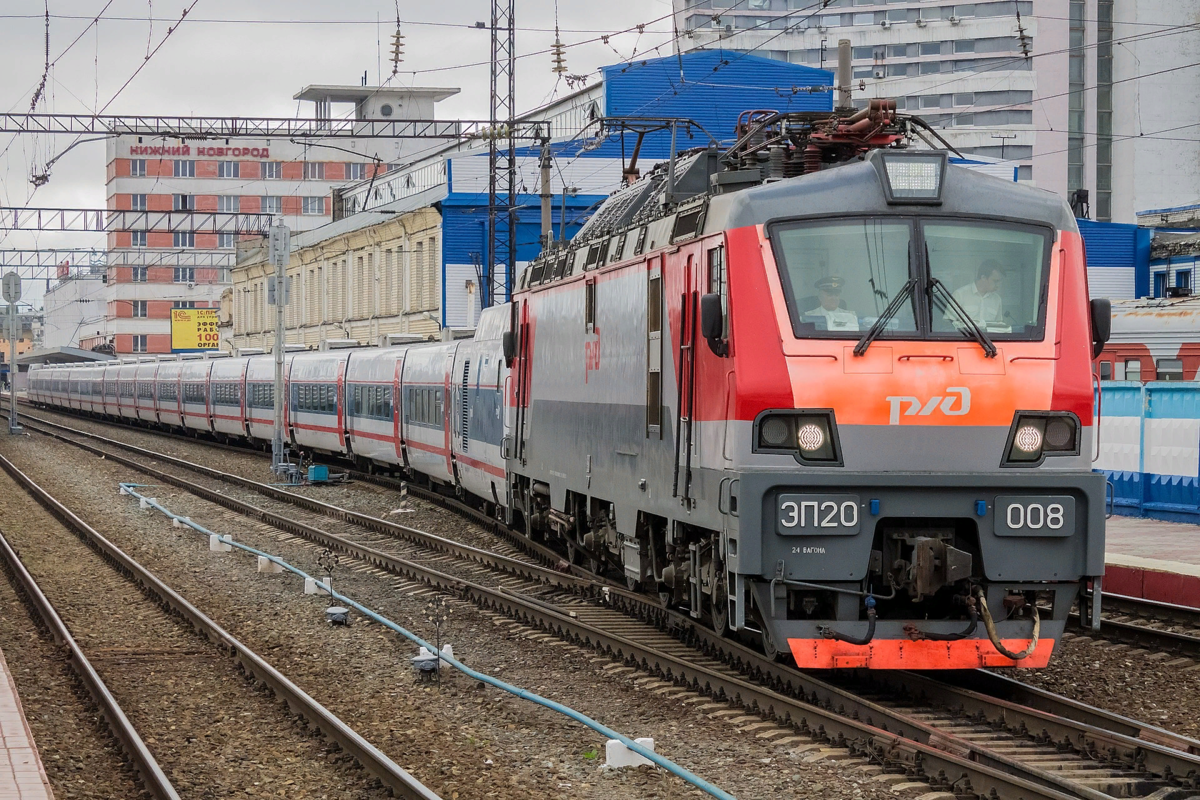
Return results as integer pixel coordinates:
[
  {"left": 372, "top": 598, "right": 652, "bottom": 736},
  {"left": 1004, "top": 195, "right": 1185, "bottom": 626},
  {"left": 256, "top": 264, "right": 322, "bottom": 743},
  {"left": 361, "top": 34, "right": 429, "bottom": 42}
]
[{"left": 804, "top": 275, "right": 859, "bottom": 331}]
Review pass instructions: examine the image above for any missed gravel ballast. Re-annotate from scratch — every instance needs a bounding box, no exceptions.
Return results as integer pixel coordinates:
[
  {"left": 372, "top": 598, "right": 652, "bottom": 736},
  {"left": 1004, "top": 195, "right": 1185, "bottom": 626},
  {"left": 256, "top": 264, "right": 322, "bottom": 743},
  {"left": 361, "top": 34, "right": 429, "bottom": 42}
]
[
  {"left": 1, "top": 420, "right": 922, "bottom": 800},
  {"left": 0, "top": 451, "right": 398, "bottom": 799},
  {"left": 0, "top": 545, "right": 146, "bottom": 799}
]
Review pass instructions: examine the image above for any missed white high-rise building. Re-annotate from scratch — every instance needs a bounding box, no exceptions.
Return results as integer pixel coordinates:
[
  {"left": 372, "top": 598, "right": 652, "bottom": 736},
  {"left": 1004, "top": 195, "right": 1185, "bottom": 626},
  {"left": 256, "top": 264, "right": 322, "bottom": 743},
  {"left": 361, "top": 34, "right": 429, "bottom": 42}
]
[{"left": 674, "top": 0, "right": 1200, "bottom": 224}]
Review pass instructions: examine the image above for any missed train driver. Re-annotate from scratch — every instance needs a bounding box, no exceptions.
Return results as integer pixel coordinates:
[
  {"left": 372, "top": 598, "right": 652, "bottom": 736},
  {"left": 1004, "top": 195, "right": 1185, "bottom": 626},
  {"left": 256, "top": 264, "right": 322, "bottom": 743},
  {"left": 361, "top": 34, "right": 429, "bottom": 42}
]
[
  {"left": 804, "top": 275, "right": 859, "bottom": 331},
  {"left": 951, "top": 259, "right": 1006, "bottom": 328}
]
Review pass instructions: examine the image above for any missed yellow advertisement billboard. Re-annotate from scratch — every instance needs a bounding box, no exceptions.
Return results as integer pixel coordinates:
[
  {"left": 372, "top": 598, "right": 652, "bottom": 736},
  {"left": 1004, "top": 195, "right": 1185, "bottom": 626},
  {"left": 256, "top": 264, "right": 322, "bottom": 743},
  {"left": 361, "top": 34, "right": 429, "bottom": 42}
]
[{"left": 170, "top": 308, "right": 220, "bottom": 352}]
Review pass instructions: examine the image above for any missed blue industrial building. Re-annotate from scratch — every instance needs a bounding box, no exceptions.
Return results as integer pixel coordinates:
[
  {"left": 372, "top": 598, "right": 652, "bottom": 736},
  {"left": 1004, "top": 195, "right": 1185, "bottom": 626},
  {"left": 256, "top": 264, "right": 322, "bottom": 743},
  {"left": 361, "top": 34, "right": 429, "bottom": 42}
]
[
  {"left": 341, "top": 50, "right": 833, "bottom": 328},
  {"left": 1077, "top": 218, "right": 1152, "bottom": 301}
]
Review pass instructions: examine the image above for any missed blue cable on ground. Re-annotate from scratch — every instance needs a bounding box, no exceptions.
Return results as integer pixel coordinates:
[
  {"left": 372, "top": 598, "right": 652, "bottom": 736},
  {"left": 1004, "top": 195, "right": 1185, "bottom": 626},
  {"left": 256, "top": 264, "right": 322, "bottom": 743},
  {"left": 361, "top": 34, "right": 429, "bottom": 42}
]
[{"left": 119, "top": 483, "right": 737, "bottom": 800}]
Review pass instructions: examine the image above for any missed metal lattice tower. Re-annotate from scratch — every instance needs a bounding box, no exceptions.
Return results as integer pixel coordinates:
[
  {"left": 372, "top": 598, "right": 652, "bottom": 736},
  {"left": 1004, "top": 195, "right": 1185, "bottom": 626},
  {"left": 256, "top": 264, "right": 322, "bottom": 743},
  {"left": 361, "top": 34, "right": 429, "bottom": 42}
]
[{"left": 487, "top": 0, "right": 516, "bottom": 308}]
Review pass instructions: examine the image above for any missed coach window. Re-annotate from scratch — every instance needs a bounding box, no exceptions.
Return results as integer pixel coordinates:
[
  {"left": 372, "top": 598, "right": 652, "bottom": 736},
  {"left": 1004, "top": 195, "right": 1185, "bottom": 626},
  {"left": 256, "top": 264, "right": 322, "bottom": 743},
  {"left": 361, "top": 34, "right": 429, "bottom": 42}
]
[
  {"left": 1125, "top": 359, "right": 1142, "bottom": 382},
  {"left": 1098, "top": 361, "right": 1112, "bottom": 380},
  {"left": 1157, "top": 358, "right": 1184, "bottom": 381}
]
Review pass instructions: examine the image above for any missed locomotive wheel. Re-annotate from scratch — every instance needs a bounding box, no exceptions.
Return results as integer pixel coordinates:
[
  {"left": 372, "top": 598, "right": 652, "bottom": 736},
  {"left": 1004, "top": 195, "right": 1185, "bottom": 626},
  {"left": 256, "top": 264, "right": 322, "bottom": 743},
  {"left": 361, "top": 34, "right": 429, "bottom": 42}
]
[
  {"left": 761, "top": 627, "right": 784, "bottom": 662},
  {"left": 710, "top": 580, "right": 729, "bottom": 637}
]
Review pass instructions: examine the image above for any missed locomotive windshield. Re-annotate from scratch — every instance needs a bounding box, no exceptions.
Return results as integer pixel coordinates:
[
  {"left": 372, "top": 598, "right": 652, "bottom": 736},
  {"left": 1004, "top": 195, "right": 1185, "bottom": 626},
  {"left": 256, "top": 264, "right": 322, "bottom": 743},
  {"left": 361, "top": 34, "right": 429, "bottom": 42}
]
[{"left": 770, "top": 217, "right": 1052, "bottom": 342}]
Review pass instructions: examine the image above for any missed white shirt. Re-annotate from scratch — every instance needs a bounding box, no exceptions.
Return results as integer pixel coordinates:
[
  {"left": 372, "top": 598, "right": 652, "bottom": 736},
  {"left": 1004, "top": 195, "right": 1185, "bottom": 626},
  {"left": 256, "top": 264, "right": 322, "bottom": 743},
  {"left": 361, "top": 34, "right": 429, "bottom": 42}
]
[
  {"left": 805, "top": 305, "right": 859, "bottom": 331},
  {"left": 951, "top": 282, "right": 1003, "bottom": 326}
]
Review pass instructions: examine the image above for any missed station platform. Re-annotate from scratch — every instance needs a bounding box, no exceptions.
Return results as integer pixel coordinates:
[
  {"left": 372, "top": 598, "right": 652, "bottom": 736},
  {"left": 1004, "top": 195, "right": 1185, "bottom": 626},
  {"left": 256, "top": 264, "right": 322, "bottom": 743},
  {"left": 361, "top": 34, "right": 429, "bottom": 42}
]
[
  {"left": 0, "top": 647, "right": 53, "bottom": 799},
  {"left": 1105, "top": 515, "right": 1200, "bottom": 608}
]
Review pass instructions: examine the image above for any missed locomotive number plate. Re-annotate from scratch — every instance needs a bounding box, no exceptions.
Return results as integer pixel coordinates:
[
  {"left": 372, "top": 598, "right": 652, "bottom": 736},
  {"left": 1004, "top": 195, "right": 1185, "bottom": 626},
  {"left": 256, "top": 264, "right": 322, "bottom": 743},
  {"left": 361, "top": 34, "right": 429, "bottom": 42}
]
[
  {"left": 777, "top": 494, "right": 861, "bottom": 536},
  {"left": 993, "top": 496, "right": 1075, "bottom": 537}
]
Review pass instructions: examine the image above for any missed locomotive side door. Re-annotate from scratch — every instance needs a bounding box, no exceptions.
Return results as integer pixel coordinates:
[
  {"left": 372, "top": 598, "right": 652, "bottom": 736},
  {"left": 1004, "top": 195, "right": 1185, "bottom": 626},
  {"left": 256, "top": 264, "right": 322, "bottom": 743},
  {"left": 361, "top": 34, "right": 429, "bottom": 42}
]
[{"left": 647, "top": 258, "right": 663, "bottom": 440}]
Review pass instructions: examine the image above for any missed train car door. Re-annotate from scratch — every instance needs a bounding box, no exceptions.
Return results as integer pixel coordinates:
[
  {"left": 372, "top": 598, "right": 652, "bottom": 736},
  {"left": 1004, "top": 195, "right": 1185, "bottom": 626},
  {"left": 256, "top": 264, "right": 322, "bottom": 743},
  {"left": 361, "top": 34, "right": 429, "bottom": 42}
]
[
  {"left": 393, "top": 351, "right": 408, "bottom": 468},
  {"left": 673, "top": 252, "right": 699, "bottom": 506}
]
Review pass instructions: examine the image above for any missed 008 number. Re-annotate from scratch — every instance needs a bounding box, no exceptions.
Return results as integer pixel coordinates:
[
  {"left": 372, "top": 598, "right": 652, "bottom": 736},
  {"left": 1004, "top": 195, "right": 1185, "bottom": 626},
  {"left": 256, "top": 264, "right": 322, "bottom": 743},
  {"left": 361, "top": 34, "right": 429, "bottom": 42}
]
[{"left": 1005, "top": 502, "right": 1065, "bottom": 531}]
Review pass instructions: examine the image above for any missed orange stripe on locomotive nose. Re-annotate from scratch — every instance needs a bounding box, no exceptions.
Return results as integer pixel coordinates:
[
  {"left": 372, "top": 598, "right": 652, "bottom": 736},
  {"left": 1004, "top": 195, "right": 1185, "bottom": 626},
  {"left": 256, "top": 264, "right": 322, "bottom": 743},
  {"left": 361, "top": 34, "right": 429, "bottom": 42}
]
[
  {"left": 783, "top": 350, "right": 1055, "bottom": 427},
  {"left": 787, "top": 638, "right": 1056, "bottom": 669}
]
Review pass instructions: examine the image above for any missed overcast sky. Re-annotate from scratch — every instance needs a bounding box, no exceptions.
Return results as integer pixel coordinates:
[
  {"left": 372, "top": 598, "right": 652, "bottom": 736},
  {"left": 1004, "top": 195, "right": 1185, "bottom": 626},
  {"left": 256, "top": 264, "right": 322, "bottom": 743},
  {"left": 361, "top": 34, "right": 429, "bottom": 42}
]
[{"left": 0, "top": 0, "right": 678, "bottom": 307}]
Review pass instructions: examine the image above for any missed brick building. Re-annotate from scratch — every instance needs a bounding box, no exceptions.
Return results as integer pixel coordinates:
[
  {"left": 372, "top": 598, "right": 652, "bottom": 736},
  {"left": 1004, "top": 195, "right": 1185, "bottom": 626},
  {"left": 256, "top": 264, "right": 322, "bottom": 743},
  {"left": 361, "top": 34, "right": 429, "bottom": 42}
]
[{"left": 74, "top": 85, "right": 458, "bottom": 355}]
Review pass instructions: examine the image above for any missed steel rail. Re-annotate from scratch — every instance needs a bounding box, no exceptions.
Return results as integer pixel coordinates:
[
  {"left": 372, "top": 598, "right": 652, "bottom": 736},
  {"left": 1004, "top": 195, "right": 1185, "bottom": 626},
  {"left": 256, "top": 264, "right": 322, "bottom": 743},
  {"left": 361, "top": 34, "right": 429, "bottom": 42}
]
[
  {"left": 1069, "top": 590, "right": 1200, "bottom": 659},
  {"left": 0, "top": 527, "right": 180, "bottom": 800},
  {"left": 936, "top": 670, "right": 1200, "bottom": 758},
  {"left": 843, "top": 670, "right": 1200, "bottom": 791},
  {"left": 8, "top": 411, "right": 1169, "bottom": 800},
  {"left": 0, "top": 450, "right": 441, "bottom": 800}
]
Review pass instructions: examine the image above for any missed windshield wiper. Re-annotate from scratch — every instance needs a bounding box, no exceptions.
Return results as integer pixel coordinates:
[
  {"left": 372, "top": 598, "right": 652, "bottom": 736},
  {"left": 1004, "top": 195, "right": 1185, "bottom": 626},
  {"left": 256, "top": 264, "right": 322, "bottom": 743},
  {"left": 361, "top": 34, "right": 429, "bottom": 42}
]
[
  {"left": 928, "top": 278, "right": 998, "bottom": 358},
  {"left": 853, "top": 278, "right": 918, "bottom": 357}
]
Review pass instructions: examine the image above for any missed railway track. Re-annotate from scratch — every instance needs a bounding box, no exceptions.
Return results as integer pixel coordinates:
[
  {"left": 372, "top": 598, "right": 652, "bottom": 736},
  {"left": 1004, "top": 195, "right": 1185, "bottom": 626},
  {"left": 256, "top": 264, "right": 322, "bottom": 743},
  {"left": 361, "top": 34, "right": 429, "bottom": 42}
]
[
  {"left": 0, "top": 446, "right": 440, "bottom": 800},
  {"left": 1074, "top": 591, "right": 1200, "bottom": 659},
  {"left": 10, "top": 407, "right": 1200, "bottom": 800}
]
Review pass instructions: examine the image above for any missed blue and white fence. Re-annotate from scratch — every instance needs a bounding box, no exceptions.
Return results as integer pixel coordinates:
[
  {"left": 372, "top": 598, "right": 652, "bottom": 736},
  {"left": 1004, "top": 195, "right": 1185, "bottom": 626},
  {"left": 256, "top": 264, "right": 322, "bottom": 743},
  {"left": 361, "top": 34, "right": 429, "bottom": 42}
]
[{"left": 1096, "top": 381, "right": 1200, "bottom": 521}]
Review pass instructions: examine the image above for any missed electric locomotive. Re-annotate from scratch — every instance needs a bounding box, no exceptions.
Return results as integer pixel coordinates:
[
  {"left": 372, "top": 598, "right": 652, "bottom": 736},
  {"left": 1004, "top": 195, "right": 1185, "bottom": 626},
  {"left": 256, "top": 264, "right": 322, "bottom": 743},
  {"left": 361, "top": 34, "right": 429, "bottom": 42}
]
[{"left": 506, "top": 105, "right": 1110, "bottom": 668}]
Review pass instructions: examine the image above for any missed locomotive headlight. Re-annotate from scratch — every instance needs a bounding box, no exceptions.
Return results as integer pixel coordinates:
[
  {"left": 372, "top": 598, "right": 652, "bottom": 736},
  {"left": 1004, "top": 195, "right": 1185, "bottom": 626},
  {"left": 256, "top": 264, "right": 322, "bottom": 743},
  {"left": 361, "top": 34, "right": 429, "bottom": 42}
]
[
  {"left": 760, "top": 416, "right": 791, "bottom": 447},
  {"left": 874, "top": 150, "right": 947, "bottom": 205},
  {"left": 1003, "top": 413, "right": 1080, "bottom": 466},
  {"left": 755, "top": 411, "right": 841, "bottom": 465},
  {"left": 1014, "top": 425, "right": 1043, "bottom": 453},
  {"left": 797, "top": 423, "right": 825, "bottom": 452}
]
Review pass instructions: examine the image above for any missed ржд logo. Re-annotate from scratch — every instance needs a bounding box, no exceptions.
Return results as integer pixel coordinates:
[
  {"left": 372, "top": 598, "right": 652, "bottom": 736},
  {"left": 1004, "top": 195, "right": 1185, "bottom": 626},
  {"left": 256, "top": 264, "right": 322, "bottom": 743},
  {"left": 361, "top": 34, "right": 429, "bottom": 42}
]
[{"left": 885, "top": 387, "right": 970, "bottom": 425}]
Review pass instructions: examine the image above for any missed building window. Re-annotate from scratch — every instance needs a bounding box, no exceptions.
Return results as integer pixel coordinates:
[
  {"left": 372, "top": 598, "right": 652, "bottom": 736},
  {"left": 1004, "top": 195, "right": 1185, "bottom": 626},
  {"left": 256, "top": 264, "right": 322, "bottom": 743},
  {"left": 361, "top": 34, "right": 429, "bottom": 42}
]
[
  {"left": 174, "top": 194, "right": 194, "bottom": 211},
  {"left": 217, "top": 195, "right": 239, "bottom": 213},
  {"left": 132, "top": 267, "right": 148, "bottom": 282},
  {"left": 263, "top": 161, "right": 282, "bottom": 180},
  {"left": 218, "top": 232, "right": 235, "bottom": 249},
  {"left": 173, "top": 160, "right": 195, "bottom": 178},
  {"left": 132, "top": 335, "right": 148, "bottom": 353},
  {"left": 218, "top": 161, "right": 240, "bottom": 178},
  {"left": 1068, "top": 0, "right": 1085, "bottom": 197},
  {"left": 1154, "top": 271, "right": 1167, "bottom": 298},
  {"left": 302, "top": 197, "right": 325, "bottom": 215},
  {"left": 130, "top": 193, "right": 147, "bottom": 211},
  {"left": 347, "top": 163, "right": 368, "bottom": 181},
  {"left": 1095, "top": 0, "right": 1113, "bottom": 221},
  {"left": 261, "top": 196, "right": 282, "bottom": 214},
  {"left": 131, "top": 231, "right": 147, "bottom": 248},
  {"left": 132, "top": 300, "right": 147, "bottom": 318},
  {"left": 1178, "top": 270, "right": 1193, "bottom": 291},
  {"left": 304, "top": 162, "right": 325, "bottom": 180},
  {"left": 130, "top": 159, "right": 147, "bottom": 177},
  {"left": 173, "top": 301, "right": 197, "bottom": 309},
  {"left": 173, "top": 232, "right": 195, "bottom": 248},
  {"left": 174, "top": 267, "right": 196, "bottom": 283}
]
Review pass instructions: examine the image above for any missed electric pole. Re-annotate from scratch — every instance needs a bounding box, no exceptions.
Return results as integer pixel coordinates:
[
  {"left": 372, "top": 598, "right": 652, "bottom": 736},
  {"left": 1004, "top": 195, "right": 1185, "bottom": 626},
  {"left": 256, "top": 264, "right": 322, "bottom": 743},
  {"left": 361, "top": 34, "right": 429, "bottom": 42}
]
[
  {"left": 268, "top": 219, "right": 290, "bottom": 475},
  {"left": 2, "top": 272, "right": 20, "bottom": 434}
]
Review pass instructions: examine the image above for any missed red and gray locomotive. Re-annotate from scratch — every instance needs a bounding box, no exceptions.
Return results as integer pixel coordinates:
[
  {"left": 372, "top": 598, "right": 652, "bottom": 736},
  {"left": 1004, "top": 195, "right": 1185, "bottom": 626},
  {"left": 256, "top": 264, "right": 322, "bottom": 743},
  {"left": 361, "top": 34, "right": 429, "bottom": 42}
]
[
  {"left": 33, "top": 104, "right": 1109, "bottom": 668},
  {"left": 504, "top": 106, "right": 1108, "bottom": 668}
]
